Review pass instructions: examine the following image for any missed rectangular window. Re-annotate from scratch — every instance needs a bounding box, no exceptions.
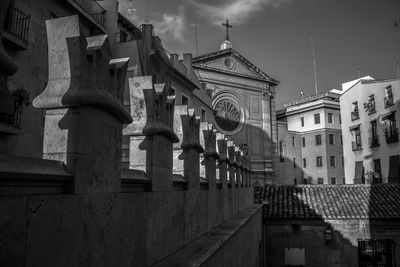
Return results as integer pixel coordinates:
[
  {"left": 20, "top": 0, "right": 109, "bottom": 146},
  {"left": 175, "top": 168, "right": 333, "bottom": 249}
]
[
  {"left": 385, "top": 85, "right": 394, "bottom": 107},
  {"left": 351, "top": 126, "right": 362, "bottom": 150},
  {"left": 315, "top": 134, "right": 322, "bottom": 145},
  {"left": 342, "top": 156, "right": 344, "bottom": 167},
  {"left": 314, "top": 113, "right": 320, "bottom": 124},
  {"left": 181, "top": 94, "right": 189, "bottom": 105},
  {"left": 292, "top": 136, "right": 295, "bottom": 147},
  {"left": 370, "top": 120, "right": 379, "bottom": 147},
  {"left": 330, "top": 156, "right": 336, "bottom": 167},
  {"left": 201, "top": 108, "right": 206, "bottom": 122},
  {"left": 351, "top": 101, "right": 359, "bottom": 120},
  {"left": 339, "top": 114, "right": 342, "bottom": 124},
  {"left": 343, "top": 177, "right": 346, "bottom": 184},
  {"left": 303, "top": 179, "right": 307, "bottom": 184},
  {"left": 303, "top": 158, "right": 306, "bottom": 168},
  {"left": 341, "top": 135, "right": 343, "bottom": 145},
  {"left": 301, "top": 117, "right": 304, "bottom": 127},
  {"left": 331, "top": 177, "right": 336, "bottom": 184},
  {"left": 317, "top": 178, "right": 323, "bottom": 184},
  {"left": 302, "top": 137, "right": 305, "bottom": 147},
  {"left": 329, "top": 134, "right": 335, "bottom": 145},
  {"left": 374, "top": 159, "right": 382, "bottom": 183},
  {"left": 294, "top": 178, "right": 297, "bottom": 185},
  {"left": 293, "top": 158, "right": 296, "bottom": 168},
  {"left": 358, "top": 240, "right": 393, "bottom": 267},
  {"left": 328, "top": 113, "right": 333, "bottom": 123},
  {"left": 382, "top": 112, "right": 398, "bottom": 144},
  {"left": 316, "top": 156, "right": 323, "bottom": 167},
  {"left": 285, "top": 248, "right": 305, "bottom": 266}
]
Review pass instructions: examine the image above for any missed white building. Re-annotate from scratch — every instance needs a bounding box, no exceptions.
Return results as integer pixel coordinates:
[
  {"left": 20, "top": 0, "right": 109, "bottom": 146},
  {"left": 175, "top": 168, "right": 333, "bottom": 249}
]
[{"left": 340, "top": 77, "right": 400, "bottom": 184}]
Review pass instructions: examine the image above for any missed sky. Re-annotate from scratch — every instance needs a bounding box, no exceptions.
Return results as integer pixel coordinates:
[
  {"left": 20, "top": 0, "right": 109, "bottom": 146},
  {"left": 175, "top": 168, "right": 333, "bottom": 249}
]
[{"left": 119, "top": 0, "right": 400, "bottom": 107}]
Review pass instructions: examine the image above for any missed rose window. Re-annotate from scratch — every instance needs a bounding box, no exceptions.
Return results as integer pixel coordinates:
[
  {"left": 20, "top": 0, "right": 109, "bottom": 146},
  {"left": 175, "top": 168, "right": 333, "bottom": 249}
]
[{"left": 214, "top": 99, "right": 241, "bottom": 133}]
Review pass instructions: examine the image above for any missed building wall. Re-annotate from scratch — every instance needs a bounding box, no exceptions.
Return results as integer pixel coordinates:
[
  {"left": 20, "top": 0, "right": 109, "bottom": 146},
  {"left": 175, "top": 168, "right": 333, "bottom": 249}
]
[
  {"left": 0, "top": 0, "right": 114, "bottom": 158},
  {"left": 340, "top": 79, "right": 400, "bottom": 183},
  {"left": 265, "top": 219, "right": 400, "bottom": 267},
  {"left": 277, "top": 95, "right": 344, "bottom": 184},
  {"left": 194, "top": 56, "right": 277, "bottom": 185},
  {"left": 276, "top": 121, "right": 304, "bottom": 184}
]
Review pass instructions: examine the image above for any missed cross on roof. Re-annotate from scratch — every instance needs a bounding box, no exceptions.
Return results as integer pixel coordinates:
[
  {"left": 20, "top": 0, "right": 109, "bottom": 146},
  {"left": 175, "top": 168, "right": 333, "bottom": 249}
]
[{"left": 222, "top": 19, "right": 233, "bottom": 41}]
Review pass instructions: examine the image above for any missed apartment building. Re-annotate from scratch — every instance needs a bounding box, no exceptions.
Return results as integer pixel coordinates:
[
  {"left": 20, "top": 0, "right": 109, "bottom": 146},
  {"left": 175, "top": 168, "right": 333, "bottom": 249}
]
[
  {"left": 340, "top": 77, "right": 400, "bottom": 184},
  {"left": 277, "top": 91, "right": 344, "bottom": 184}
]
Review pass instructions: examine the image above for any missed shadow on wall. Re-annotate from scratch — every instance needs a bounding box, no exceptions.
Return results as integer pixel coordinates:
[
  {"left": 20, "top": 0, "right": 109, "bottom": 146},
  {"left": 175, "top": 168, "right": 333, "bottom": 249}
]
[
  {"left": 263, "top": 185, "right": 358, "bottom": 267},
  {"left": 361, "top": 97, "right": 400, "bottom": 184}
]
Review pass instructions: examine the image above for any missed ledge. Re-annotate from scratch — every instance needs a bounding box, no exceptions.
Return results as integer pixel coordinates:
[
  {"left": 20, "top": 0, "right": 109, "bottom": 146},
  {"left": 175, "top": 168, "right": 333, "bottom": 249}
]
[
  {"left": 0, "top": 154, "right": 72, "bottom": 195},
  {"left": 153, "top": 204, "right": 263, "bottom": 267},
  {"left": 0, "top": 122, "right": 22, "bottom": 135},
  {"left": 121, "top": 168, "right": 150, "bottom": 192}
]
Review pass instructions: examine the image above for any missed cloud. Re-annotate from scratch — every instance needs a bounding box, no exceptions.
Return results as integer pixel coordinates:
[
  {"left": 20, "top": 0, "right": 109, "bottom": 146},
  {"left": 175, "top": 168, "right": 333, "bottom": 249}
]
[
  {"left": 153, "top": 7, "right": 186, "bottom": 42},
  {"left": 190, "top": 0, "right": 290, "bottom": 25}
]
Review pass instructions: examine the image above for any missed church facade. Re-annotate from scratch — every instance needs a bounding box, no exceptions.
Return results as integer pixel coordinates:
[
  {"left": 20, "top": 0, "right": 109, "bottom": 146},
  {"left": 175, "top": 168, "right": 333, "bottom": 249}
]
[{"left": 193, "top": 39, "right": 280, "bottom": 184}]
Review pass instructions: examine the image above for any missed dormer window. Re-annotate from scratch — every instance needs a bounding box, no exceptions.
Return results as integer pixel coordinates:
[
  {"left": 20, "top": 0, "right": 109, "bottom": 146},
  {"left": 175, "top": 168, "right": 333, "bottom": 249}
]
[
  {"left": 384, "top": 85, "right": 394, "bottom": 108},
  {"left": 351, "top": 101, "right": 359, "bottom": 121}
]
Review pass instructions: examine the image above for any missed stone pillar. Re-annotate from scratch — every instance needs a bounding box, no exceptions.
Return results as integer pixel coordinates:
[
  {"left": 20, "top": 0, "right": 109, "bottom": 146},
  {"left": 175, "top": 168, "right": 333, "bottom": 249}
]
[
  {"left": 216, "top": 133, "right": 228, "bottom": 189},
  {"left": 235, "top": 148, "right": 243, "bottom": 188},
  {"left": 181, "top": 109, "right": 204, "bottom": 190},
  {"left": 201, "top": 123, "right": 219, "bottom": 190},
  {"left": 227, "top": 141, "right": 237, "bottom": 187},
  {"left": 172, "top": 105, "right": 188, "bottom": 176},
  {"left": 33, "top": 15, "right": 132, "bottom": 193},
  {"left": 199, "top": 122, "right": 207, "bottom": 180},
  {"left": 123, "top": 76, "right": 178, "bottom": 191}
]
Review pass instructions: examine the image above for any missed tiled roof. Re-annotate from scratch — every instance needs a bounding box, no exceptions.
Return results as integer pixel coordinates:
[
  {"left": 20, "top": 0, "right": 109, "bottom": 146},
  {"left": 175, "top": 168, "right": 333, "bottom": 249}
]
[{"left": 263, "top": 184, "right": 400, "bottom": 220}]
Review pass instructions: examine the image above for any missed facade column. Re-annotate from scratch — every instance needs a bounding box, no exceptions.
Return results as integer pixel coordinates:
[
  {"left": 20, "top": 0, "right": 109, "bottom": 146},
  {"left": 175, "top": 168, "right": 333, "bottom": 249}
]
[
  {"left": 217, "top": 133, "right": 228, "bottom": 189},
  {"left": 33, "top": 15, "right": 131, "bottom": 193},
  {"left": 181, "top": 109, "right": 204, "bottom": 190}
]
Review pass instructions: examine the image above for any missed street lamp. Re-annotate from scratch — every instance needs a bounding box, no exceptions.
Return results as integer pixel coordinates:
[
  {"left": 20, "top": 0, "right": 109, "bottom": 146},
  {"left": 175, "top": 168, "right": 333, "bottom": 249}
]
[{"left": 324, "top": 226, "right": 333, "bottom": 244}]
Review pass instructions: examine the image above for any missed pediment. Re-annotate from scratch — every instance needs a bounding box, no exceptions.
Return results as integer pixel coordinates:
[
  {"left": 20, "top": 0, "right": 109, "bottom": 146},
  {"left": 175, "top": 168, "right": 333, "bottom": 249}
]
[{"left": 192, "top": 49, "right": 278, "bottom": 84}]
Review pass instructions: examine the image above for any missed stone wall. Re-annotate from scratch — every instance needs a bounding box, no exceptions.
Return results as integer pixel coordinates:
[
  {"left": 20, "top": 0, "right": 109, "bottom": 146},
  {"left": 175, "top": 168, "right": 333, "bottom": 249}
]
[
  {"left": 265, "top": 219, "right": 400, "bottom": 267},
  {"left": 0, "top": 13, "right": 260, "bottom": 267}
]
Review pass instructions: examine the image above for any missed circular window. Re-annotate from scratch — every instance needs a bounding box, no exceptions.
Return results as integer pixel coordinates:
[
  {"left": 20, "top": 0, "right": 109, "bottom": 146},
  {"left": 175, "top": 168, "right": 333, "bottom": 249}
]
[
  {"left": 213, "top": 98, "right": 244, "bottom": 135},
  {"left": 224, "top": 58, "right": 234, "bottom": 69}
]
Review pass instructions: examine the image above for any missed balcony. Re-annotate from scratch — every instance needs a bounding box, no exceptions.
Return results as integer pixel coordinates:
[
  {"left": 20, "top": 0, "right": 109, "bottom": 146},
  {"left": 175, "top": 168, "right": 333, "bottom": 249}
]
[
  {"left": 384, "top": 96, "right": 394, "bottom": 108},
  {"left": 70, "top": 0, "right": 106, "bottom": 28},
  {"left": 352, "top": 141, "right": 362, "bottom": 151},
  {"left": 351, "top": 111, "right": 359, "bottom": 121},
  {"left": 0, "top": 89, "right": 29, "bottom": 132},
  {"left": 0, "top": 91, "right": 17, "bottom": 126},
  {"left": 385, "top": 128, "right": 399, "bottom": 144},
  {"left": 368, "top": 136, "right": 380, "bottom": 148},
  {"left": 3, "top": 6, "right": 31, "bottom": 50}
]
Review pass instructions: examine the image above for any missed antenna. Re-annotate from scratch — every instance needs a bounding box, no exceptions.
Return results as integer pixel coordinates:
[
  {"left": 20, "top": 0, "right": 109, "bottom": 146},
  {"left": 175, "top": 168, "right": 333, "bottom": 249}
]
[
  {"left": 144, "top": 3, "right": 149, "bottom": 23},
  {"left": 311, "top": 35, "right": 318, "bottom": 94},
  {"left": 194, "top": 16, "right": 199, "bottom": 56}
]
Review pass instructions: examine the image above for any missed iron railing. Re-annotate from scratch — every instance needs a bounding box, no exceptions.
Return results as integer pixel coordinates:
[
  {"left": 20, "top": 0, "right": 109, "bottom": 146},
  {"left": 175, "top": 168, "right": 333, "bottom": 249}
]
[
  {"left": 71, "top": 0, "right": 106, "bottom": 27},
  {"left": 0, "top": 91, "right": 17, "bottom": 126},
  {"left": 351, "top": 110, "right": 359, "bottom": 121},
  {"left": 384, "top": 95, "right": 394, "bottom": 108},
  {"left": 5, "top": 6, "right": 30, "bottom": 43},
  {"left": 385, "top": 128, "right": 399, "bottom": 143},
  {"left": 352, "top": 141, "right": 362, "bottom": 151},
  {"left": 368, "top": 136, "right": 380, "bottom": 147}
]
